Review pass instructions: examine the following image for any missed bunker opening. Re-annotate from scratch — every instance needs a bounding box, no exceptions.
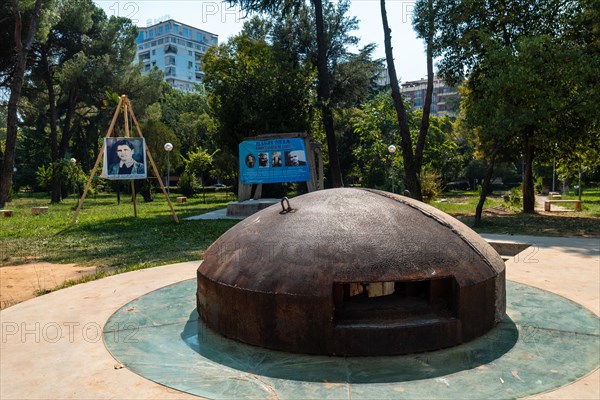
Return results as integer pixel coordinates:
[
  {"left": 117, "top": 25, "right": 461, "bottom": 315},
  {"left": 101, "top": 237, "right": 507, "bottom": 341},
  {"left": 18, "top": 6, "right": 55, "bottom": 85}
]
[{"left": 333, "top": 277, "right": 458, "bottom": 325}]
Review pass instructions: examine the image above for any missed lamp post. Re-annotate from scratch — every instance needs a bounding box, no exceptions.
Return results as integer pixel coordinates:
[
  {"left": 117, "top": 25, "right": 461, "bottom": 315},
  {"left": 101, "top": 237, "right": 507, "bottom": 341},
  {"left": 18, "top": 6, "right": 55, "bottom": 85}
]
[
  {"left": 388, "top": 144, "right": 397, "bottom": 193},
  {"left": 164, "top": 143, "right": 173, "bottom": 197},
  {"left": 69, "top": 158, "right": 78, "bottom": 195}
]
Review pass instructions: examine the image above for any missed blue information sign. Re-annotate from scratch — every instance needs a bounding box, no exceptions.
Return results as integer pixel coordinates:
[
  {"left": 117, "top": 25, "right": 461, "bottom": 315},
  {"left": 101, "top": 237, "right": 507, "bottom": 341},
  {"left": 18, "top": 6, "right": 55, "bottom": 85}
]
[{"left": 239, "top": 138, "right": 310, "bottom": 184}]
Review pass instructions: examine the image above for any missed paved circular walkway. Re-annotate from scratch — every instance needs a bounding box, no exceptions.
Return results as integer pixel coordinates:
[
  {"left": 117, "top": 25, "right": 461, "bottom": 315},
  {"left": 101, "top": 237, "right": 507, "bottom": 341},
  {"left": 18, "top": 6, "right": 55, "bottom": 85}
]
[
  {"left": 1, "top": 234, "right": 599, "bottom": 399},
  {"left": 104, "top": 279, "right": 599, "bottom": 399}
]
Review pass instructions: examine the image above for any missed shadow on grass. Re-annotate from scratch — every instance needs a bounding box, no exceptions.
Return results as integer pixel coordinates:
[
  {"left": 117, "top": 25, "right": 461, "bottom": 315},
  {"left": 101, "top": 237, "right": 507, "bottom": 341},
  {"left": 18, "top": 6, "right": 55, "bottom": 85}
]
[{"left": 41, "top": 215, "right": 239, "bottom": 268}]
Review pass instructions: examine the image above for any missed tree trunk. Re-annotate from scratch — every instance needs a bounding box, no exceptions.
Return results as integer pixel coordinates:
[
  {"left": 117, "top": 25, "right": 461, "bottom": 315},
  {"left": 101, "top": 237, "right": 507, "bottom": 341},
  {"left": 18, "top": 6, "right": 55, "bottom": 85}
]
[
  {"left": 474, "top": 147, "right": 499, "bottom": 225},
  {"left": 414, "top": 0, "right": 435, "bottom": 173},
  {"left": 49, "top": 89, "right": 79, "bottom": 203},
  {"left": 380, "top": 0, "right": 422, "bottom": 200},
  {"left": 44, "top": 47, "right": 62, "bottom": 204},
  {"left": 312, "top": 0, "right": 343, "bottom": 188},
  {"left": 0, "top": 0, "right": 46, "bottom": 208},
  {"left": 578, "top": 165, "right": 582, "bottom": 201},
  {"left": 522, "top": 133, "right": 536, "bottom": 213}
]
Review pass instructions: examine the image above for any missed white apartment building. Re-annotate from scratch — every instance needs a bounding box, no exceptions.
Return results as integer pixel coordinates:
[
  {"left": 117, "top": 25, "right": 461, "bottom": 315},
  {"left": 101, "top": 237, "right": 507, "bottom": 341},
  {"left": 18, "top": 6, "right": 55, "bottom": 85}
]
[{"left": 135, "top": 18, "right": 218, "bottom": 91}]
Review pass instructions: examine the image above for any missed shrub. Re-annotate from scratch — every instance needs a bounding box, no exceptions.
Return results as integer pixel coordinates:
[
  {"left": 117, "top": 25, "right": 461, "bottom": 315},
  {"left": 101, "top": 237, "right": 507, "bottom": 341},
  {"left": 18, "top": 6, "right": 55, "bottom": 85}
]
[
  {"left": 421, "top": 170, "right": 442, "bottom": 203},
  {"left": 177, "top": 171, "right": 198, "bottom": 197}
]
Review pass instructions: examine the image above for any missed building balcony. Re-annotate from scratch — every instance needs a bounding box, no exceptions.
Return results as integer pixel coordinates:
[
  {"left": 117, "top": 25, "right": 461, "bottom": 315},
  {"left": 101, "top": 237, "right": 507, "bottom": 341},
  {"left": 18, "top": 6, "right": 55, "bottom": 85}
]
[{"left": 164, "top": 44, "right": 178, "bottom": 54}]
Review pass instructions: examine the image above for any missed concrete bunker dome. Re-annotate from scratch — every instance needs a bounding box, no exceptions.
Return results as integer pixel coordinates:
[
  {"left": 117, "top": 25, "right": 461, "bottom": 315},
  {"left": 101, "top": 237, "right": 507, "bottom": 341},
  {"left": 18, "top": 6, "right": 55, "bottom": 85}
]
[{"left": 197, "top": 188, "right": 506, "bottom": 356}]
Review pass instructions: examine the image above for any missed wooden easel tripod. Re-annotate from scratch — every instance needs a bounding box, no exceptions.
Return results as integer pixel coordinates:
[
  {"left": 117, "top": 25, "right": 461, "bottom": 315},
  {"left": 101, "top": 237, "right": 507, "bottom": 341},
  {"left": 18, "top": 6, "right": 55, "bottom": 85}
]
[{"left": 71, "top": 95, "right": 179, "bottom": 224}]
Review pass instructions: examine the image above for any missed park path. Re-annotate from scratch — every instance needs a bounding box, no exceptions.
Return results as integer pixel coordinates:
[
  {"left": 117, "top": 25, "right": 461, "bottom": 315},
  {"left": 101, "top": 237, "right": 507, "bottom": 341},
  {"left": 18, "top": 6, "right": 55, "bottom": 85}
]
[{"left": 535, "top": 194, "right": 571, "bottom": 212}]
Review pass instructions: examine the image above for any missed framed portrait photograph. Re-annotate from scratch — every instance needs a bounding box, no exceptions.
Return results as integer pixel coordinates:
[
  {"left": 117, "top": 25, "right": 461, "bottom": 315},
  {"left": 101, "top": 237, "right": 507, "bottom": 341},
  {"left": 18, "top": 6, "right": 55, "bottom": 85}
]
[{"left": 101, "top": 137, "right": 147, "bottom": 180}]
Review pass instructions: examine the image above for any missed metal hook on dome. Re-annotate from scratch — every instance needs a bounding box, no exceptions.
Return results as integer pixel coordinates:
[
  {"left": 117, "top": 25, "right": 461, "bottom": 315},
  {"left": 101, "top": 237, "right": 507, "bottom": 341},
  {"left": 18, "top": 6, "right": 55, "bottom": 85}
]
[{"left": 280, "top": 197, "right": 294, "bottom": 214}]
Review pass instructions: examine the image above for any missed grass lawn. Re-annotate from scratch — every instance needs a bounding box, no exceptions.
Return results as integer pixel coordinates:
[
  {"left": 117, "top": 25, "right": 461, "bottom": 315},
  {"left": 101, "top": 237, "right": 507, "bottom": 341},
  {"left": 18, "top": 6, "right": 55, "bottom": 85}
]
[
  {"left": 2, "top": 187, "right": 598, "bottom": 294},
  {"left": 433, "top": 189, "right": 600, "bottom": 237},
  {"left": 0, "top": 190, "right": 239, "bottom": 283}
]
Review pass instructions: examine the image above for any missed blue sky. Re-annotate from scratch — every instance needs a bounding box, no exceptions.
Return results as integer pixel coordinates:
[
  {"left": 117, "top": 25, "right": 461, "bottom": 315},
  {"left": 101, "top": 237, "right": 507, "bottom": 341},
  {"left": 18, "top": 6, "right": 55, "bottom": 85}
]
[{"left": 94, "top": 0, "right": 427, "bottom": 81}]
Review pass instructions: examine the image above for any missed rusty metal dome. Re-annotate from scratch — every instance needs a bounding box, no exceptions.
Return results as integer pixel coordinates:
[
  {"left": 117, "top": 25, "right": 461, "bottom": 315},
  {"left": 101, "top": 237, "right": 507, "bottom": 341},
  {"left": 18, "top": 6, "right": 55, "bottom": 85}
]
[{"left": 197, "top": 188, "right": 506, "bottom": 356}]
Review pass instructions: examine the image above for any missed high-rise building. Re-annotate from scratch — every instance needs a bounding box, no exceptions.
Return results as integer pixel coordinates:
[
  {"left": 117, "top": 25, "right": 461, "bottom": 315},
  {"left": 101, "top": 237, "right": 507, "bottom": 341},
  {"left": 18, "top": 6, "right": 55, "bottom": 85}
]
[
  {"left": 400, "top": 77, "right": 460, "bottom": 118},
  {"left": 135, "top": 18, "right": 218, "bottom": 91}
]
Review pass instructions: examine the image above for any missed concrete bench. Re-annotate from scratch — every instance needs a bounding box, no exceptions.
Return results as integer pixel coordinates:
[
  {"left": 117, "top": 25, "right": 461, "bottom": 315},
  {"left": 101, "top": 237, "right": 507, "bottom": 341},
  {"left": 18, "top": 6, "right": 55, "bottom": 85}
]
[
  {"left": 548, "top": 192, "right": 562, "bottom": 199},
  {"left": 31, "top": 206, "right": 49, "bottom": 215},
  {"left": 1, "top": 209, "right": 13, "bottom": 217},
  {"left": 176, "top": 197, "right": 187, "bottom": 203},
  {"left": 544, "top": 200, "right": 581, "bottom": 212}
]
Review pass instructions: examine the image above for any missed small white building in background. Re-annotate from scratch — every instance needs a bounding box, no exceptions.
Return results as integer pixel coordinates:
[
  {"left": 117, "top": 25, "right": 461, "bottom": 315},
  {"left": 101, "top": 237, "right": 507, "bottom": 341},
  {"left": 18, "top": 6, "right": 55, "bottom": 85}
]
[{"left": 135, "top": 17, "right": 218, "bottom": 91}]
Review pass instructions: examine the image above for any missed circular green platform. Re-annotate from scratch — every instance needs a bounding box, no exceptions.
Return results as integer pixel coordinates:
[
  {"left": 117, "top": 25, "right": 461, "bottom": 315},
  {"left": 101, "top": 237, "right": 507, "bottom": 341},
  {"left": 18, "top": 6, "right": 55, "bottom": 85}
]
[{"left": 103, "top": 280, "right": 599, "bottom": 399}]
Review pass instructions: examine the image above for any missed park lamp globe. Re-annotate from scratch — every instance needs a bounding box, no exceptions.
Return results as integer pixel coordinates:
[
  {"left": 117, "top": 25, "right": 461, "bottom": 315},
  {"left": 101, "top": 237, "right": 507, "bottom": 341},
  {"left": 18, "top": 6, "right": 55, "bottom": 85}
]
[
  {"left": 164, "top": 143, "right": 173, "bottom": 152},
  {"left": 388, "top": 144, "right": 397, "bottom": 154}
]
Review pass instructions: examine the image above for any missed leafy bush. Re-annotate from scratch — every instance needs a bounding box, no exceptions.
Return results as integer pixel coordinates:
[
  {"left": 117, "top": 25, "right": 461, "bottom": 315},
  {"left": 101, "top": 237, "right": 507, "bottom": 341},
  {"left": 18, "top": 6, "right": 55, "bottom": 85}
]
[
  {"left": 37, "top": 159, "right": 87, "bottom": 198},
  {"left": 503, "top": 187, "right": 522, "bottom": 209},
  {"left": 421, "top": 170, "right": 442, "bottom": 203},
  {"left": 535, "top": 176, "right": 544, "bottom": 194},
  {"left": 177, "top": 171, "right": 198, "bottom": 197}
]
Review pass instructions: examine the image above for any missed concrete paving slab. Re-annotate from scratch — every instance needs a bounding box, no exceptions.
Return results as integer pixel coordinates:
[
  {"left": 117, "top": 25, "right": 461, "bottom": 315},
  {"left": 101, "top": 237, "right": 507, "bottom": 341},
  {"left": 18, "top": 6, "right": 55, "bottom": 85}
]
[{"left": 185, "top": 207, "right": 243, "bottom": 220}]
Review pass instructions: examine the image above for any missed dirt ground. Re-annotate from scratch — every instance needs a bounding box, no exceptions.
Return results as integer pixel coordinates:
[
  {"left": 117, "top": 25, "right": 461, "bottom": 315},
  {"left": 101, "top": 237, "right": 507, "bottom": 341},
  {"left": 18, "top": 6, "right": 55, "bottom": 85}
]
[{"left": 0, "top": 263, "right": 97, "bottom": 310}]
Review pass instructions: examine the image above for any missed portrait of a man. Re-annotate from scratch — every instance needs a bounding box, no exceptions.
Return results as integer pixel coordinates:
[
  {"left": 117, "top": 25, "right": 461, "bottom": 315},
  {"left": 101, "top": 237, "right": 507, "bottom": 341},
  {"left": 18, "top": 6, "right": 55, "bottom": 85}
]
[
  {"left": 284, "top": 150, "right": 307, "bottom": 166},
  {"left": 258, "top": 152, "right": 269, "bottom": 168},
  {"left": 245, "top": 153, "right": 256, "bottom": 168},
  {"left": 102, "top": 137, "right": 147, "bottom": 180}
]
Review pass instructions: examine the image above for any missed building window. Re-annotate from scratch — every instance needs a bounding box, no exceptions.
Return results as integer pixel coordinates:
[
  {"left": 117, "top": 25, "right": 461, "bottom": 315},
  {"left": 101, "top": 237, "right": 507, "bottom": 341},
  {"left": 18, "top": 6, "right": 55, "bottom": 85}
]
[
  {"left": 149, "top": 30, "right": 154, "bottom": 39},
  {"left": 158, "top": 26, "right": 163, "bottom": 35},
  {"left": 157, "top": 39, "right": 163, "bottom": 45},
  {"left": 165, "top": 66, "right": 176, "bottom": 76},
  {"left": 196, "top": 32, "right": 202, "bottom": 42},
  {"left": 151, "top": 40, "right": 156, "bottom": 46},
  {"left": 188, "top": 61, "right": 193, "bottom": 69},
  {"left": 183, "top": 27, "right": 188, "bottom": 36},
  {"left": 152, "top": 49, "right": 156, "bottom": 55},
  {"left": 165, "top": 55, "right": 176, "bottom": 65},
  {"left": 188, "top": 50, "right": 193, "bottom": 56},
  {"left": 166, "top": 23, "right": 170, "bottom": 31}
]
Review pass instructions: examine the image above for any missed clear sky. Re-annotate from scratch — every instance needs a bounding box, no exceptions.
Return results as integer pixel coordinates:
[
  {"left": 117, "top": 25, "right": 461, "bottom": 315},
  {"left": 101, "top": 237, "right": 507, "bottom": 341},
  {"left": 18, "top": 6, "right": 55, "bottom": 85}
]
[{"left": 94, "top": 0, "right": 427, "bottom": 82}]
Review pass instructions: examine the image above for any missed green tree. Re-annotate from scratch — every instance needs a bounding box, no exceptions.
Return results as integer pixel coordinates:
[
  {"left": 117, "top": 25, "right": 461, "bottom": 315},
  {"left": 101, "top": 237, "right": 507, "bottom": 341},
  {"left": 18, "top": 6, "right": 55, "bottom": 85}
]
[
  {"left": 1, "top": 0, "right": 48, "bottom": 207},
  {"left": 230, "top": 0, "right": 358, "bottom": 188},
  {"left": 419, "top": 113, "right": 461, "bottom": 185},
  {"left": 203, "top": 29, "right": 314, "bottom": 153},
  {"left": 140, "top": 119, "right": 180, "bottom": 179},
  {"left": 350, "top": 92, "right": 401, "bottom": 189},
  {"left": 380, "top": 0, "right": 422, "bottom": 199},
  {"left": 159, "top": 87, "right": 215, "bottom": 152},
  {"left": 21, "top": 1, "right": 142, "bottom": 202},
  {"left": 434, "top": 0, "right": 599, "bottom": 214}
]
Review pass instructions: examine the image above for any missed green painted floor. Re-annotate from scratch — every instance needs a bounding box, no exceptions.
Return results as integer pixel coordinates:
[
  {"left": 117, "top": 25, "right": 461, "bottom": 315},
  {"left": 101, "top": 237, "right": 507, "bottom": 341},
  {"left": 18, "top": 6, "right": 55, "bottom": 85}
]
[{"left": 103, "top": 280, "right": 599, "bottom": 399}]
